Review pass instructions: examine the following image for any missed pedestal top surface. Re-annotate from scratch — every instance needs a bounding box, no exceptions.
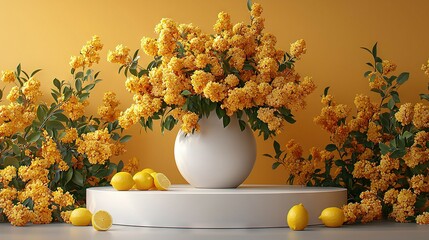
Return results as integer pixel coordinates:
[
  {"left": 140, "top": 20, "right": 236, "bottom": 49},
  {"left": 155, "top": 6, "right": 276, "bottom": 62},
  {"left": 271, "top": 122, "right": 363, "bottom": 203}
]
[{"left": 87, "top": 184, "right": 347, "bottom": 195}]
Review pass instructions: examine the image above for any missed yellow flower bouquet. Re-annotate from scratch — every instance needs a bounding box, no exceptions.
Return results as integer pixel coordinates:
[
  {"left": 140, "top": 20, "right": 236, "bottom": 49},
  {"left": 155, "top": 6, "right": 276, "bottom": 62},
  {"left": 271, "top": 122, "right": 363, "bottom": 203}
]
[{"left": 108, "top": 1, "right": 315, "bottom": 139}]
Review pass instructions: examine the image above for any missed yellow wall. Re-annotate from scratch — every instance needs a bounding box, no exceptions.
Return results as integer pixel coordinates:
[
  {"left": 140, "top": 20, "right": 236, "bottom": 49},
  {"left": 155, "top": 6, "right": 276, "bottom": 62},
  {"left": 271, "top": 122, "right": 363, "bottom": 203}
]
[{"left": 1, "top": 0, "right": 428, "bottom": 184}]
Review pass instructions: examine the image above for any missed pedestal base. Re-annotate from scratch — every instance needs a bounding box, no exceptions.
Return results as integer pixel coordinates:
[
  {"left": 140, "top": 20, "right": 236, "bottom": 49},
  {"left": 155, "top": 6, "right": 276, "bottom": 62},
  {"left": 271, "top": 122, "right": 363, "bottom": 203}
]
[{"left": 86, "top": 184, "right": 347, "bottom": 228}]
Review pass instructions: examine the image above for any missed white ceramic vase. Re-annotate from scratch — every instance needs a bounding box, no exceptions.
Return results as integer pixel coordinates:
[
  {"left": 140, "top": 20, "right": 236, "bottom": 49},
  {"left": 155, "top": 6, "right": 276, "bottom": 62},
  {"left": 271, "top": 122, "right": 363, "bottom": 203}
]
[{"left": 174, "top": 113, "right": 257, "bottom": 188}]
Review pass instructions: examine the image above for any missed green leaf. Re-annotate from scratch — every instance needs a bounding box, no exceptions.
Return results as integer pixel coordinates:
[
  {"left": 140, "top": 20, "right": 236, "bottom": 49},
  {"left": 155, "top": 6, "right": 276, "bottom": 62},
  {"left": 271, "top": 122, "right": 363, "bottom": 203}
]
[
  {"left": 75, "top": 71, "right": 84, "bottom": 79},
  {"left": 72, "top": 170, "right": 84, "bottom": 187},
  {"left": 27, "top": 132, "right": 41, "bottom": 143},
  {"left": 75, "top": 79, "right": 82, "bottom": 91},
  {"left": 37, "top": 105, "right": 46, "bottom": 122},
  {"left": 376, "top": 62, "right": 383, "bottom": 74},
  {"left": 390, "top": 149, "right": 406, "bottom": 159},
  {"left": 79, "top": 92, "right": 90, "bottom": 101},
  {"left": 272, "top": 162, "right": 281, "bottom": 170},
  {"left": 325, "top": 144, "right": 337, "bottom": 152},
  {"left": 247, "top": 0, "right": 252, "bottom": 11},
  {"left": 335, "top": 160, "right": 345, "bottom": 167},
  {"left": 239, "top": 120, "right": 246, "bottom": 131},
  {"left": 274, "top": 140, "right": 281, "bottom": 156},
  {"left": 363, "top": 70, "right": 372, "bottom": 78},
  {"left": 64, "top": 168, "right": 73, "bottom": 185},
  {"left": 323, "top": 87, "right": 330, "bottom": 97},
  {"left": 402, "top": 131, "right": 413, "bottom": 139},
  {"left": 53, "top": 78, "right": 61, "bottom": 90},
  {"left": 372, "top": 42, "right": 378, "bottom": 58},
  {"left": 12, "top": 144, "right": 20, "bottom": 155},
  {"left": 379, "top": 142, "right": 390, "bottom": 155},
  {"left": 46, "top": 120, "right": 64, "bottom": 130},
  {"left": 181, "top": 89, "right": 192, "bottom": 96},
  {"left": 391, "top": 91, "right": 400, "bottom": 103},
  {"left": 396, "top": 72, "right": 409, "bottom": 85},
  {"left": 22, "top": 198, "right": 34, "bottom": 210},
  {"left": 117, "top": 160, "right": 124, "bottom": 172},
  {"left": 284, "top": 115, "right": 296, "bottom": 124},
  {"left": 216, "top": 107, "right": 226, "bottom": 118},
  {"left": 119, "top": 135, "right": 132, "bottom": 143},
  {"left": 263, "top": 153, "right": 273, "bottom": 158},
  {"left": 387, "top": 98, "right": 395, "bottom": 110},
  {"left": 4, "top": 157, "right": 19, "bottom": 168},
  {"left": 30, "top": 69, "right": 42, "bottom": 77},
  {"left": 419, "top": 93, "right": 429, "bottom": 102},
  {"left": 223, "top": 116, "right": 230, "bottom": 127}
]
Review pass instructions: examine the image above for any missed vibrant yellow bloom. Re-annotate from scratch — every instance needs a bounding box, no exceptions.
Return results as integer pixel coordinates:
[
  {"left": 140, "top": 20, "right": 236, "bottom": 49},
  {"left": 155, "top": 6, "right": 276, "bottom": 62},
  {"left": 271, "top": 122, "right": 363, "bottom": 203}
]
[
  {"left": 413, "top": 103, "right": 429, "bottom": 129},
  {"left": 21, "top": 77, "right": 42, "bottom": 103},
  {"left": 4, "top": 203, "right": 33, "bottom": 226},
  {"left": 98, "top": 91, "right": 120, "bottom": 122},
  {"left": 1, "top": 70, "right": 16, "bottom": 83},
  {"left": 395, "top": 103, "right": 414, "bottom": 126},
  {"left": 382, "top": 60, "right": 397, "bottom": 75},
  {"left": 52, "top": 187, "right": 75, "bottom": 208},
  {"left": 0, "top": 166, "right": 17, "bottom": 187},
  {"left": 122, "top": 157, "right": 139, "bottom": 175},
  {"left": 61, "top": 128, "right": 78, "bottom": 143},
  {"left": 416, "top": 212, "right": 429, "bottom": 225},
  {"left": 181, "top": 112, "right": 199, "bottom": 133},
  {"left": 6, "top": 86, "right": 20, "bottom": 102},
  {"left": 60, "top": 95, "right": 88, "bottom": 121},
  {"left": 290, "top": 39, "right": 306, "bottom": 59},
  {"left": 76, "top": 128, "right": 113, "bottom": 165},
  {"left": 141, "top": 37, "right": 159, "bottom": 57},
  {"left": 107, "top": 44, "right": 131, "bottom": 65}
]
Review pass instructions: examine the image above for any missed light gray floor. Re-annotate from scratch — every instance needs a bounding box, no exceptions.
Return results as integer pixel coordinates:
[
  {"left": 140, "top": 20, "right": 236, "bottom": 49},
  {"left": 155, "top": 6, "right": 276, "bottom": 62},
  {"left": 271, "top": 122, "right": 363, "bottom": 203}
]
[{"left": 1, "top": 221, "right": 428, "bottom": 240}]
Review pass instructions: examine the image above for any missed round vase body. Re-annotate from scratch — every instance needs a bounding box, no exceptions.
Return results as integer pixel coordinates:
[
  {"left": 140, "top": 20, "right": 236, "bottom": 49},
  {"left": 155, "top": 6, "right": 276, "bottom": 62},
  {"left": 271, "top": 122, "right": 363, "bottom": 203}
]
[{"left": 174, "top": 113, "right": 256, "bottom": 188}]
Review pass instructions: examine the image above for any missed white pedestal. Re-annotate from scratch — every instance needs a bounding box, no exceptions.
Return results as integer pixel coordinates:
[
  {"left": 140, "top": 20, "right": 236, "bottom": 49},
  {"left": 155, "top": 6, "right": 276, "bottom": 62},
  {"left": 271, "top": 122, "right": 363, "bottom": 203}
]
[{"left": 86, "top": 184, "right": 347, "bottom": 229}]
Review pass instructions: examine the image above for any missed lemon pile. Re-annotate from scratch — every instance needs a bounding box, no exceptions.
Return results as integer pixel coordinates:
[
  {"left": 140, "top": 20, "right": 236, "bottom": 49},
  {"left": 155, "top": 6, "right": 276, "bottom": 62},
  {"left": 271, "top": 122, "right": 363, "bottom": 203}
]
[
  {"left": 286, "top": 204, "right": 345, "bottom": 231},
  {"left": 70, "top": 208, "right": 112, "bottom": 231},
  {"left": 110, "top": 168, "right": 171, "bottom": 191}
]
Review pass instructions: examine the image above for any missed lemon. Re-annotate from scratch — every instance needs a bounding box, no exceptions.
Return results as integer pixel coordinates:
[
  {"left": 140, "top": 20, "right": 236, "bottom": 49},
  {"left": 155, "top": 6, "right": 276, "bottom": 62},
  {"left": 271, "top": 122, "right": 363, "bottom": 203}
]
[
  {"left": 133, "top": 171, "right": 154, "bottom": 190},
  {"left": 319, "top": 207, "right": 345, "bottom": 227},
  {"left": 141, "top": 168, "right": 155, "bottom": 174},
  {"left": 153, "top": 173, "right": 171, "bottom": 191},
  {"left": 110, "top": 172, "right": 134, "bottom": 191},
  {"left": 286, "top": 203, "right": 309, "bottom": 231},
  {"left": 92, "top": 210, "right": 112, "bottom": 231},
  {"left": 70, "top": 208, "right": 92, "bottom": 226}
]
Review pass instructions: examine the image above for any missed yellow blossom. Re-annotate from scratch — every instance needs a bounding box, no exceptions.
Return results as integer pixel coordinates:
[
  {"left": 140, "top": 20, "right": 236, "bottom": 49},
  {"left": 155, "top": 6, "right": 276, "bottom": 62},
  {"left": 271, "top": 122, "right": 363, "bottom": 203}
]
[
  {"left": 181, "top": 112, "right": 199, "bottom": 133},
  {"left": 60, "top": 95, "right": 88, "bottom": 121},
  {"left": 4, "top": 203, "right": 33, "bottom": 226},
  {"left": 395, "top": 103, "right": 414, "bottom": 126},
  {"left": 1, "top": 70, "right": 16, "bottom": 83},
  {"left": 98, "top": 91, "right": 120, "bottom": 122},
  {"left": 382, "top": 60, "right": 397, "bottom": 75},
  {"left": 76, "top": 128, "right": 113, "bottom": 165},
  {"left": 61, "top": 128, "right": 78, "bottom": 143},
  {"left": 0, "top": 166, "right": 17, "bottom": 186},
  {"left": 413, "top": 103, "right": 429, "bottom": 129},
  {"left": 141, "top": 37, "right": 159, "bottom": 56},
  {"left": 416, "top": 212, "right": 429, "bottom": 225},
  {"left": 52, "top": 187, "right": 75, "bottom": 208},
  {"left": 290, "top": 39, "right": 306, "bottom": 59},
  {"left": 6, "top": 86, "right": 20, "bottom": 102},
  {"left": 107, "top": 44, "right": 131, "bottom": 65},
  {"left": 122, "top": 157, "right": 140, "bottom": 175},
  {"left": 21, "top": 77, "right": 42, "bottom": 103}
]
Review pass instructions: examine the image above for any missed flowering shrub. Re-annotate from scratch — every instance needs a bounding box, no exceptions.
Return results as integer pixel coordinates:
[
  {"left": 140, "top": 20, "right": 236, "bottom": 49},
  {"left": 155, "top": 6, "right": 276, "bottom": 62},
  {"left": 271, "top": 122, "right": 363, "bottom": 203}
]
[
  {"left": 268, "top": 43, "right": 429, "bottom": 224},
  {"left": 0, "top": 36, "right": 133, "bottom": 226},
  {"left": 107, "top": 1, "right": 315, "bottom": 139}
]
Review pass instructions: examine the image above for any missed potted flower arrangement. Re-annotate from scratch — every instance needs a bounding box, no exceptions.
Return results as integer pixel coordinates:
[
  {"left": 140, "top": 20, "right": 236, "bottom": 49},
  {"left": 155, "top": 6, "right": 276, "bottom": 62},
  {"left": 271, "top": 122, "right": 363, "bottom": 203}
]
[{"left": 107, "top": 1, "right": 316, "bottom": 188}]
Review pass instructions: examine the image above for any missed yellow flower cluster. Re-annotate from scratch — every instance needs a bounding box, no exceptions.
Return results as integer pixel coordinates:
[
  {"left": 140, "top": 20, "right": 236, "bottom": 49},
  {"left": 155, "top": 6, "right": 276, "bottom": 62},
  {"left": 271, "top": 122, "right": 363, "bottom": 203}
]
[
  {"left": 1, "top": 70, "right": 16, "bottom": 83},
  {"left": 76, "top": 128, "right": 113, "bottom": 165},
  {"left": 282, "top": 139, "right": 315, "bottom": 185},
  {"left": 61, "top": 128, "right": 78, "bottom": 143},
  {"left": 421, "top": 59, "right": 429, "bottom": 77},
  {"left": 0, "top": 166, "right": 17, "bottom": 186},
  {"left": 403, "top": 131, "right": 429, "bottom": 168},
  {"left": 395, "top": 102, "right": 429, "bottom": 129},
  {"left": 388, "top": 189, "right": 417, "bottom": 222},
  {"left": 121, "top": 157, "right": 139, "bottom": 175},
  {"left": 0, "top": 102, "right": 36, "bottom": 137},
  {"left": 107, "top": 44, "right": 131, "bottom": 65},
  {"left": 0, "top": 180, "right": 75, "bottom": 226},
  {"left": 69, "top": 35, "right": 103, "bottom": 69},
  {"left": 314, "top": 94, "right": 351, "bottom": 145},
  {"left": 416, "top": 212, "right": 429, "bottom": 224},
  {"left": 51, "top": 187, "right": 75, "bottom": 208},
  {"left": 22, "top": 77, "right": 42, "bottom": 103},
  {"left": 111, "top": 3, "right": 314, "bottom": 134},
  {"left": 18, "top": 157, "right": 51, "bottom": 184},
  {"left": 98, "top": 91, "right": 120, "bottom": 122},
  {"left": 342, "top": 191, "right": 382, "bottom": 224},
  {"left": 42, "top": 134, "right": 69, "bottom": 171},
  {"left": 60, "top": 95, "right": 88, "bottom": 121}
]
